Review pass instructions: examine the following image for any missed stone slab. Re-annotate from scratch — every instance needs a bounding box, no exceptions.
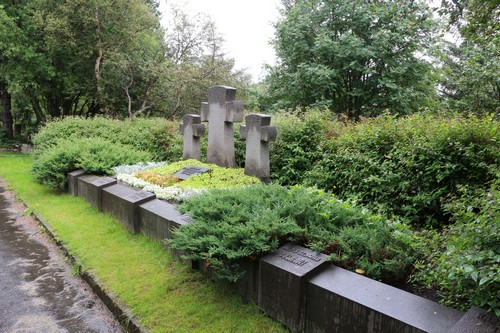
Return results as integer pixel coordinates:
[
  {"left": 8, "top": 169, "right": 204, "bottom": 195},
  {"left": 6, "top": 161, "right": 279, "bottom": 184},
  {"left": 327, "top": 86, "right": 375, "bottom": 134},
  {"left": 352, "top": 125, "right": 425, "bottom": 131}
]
[
  {"left": 305, "top": 265, "right": 464, "bottom": 333},
  {"left": 139, "top": 199, "right": 191, "bottom": 242},
  {"left": 448, "top": 306, "right": 499, "bottom": 333},
  {"left": 77, "top": 175, "right": 117, "bottom": 210},
  {"left": 101, "top": 184, "right": 156, "bottom": 233},
  {"left": 233, "top": 260, "right": 260, "bottom": 305},
  {"left": 172, "top": 165, "right": 210, "bottom": 180},
  {"left": 67, "top": 169, "right": 86, "bottom": 196},
  {"left": 258, "top": 243, "right": 329, "bottom": 332}
]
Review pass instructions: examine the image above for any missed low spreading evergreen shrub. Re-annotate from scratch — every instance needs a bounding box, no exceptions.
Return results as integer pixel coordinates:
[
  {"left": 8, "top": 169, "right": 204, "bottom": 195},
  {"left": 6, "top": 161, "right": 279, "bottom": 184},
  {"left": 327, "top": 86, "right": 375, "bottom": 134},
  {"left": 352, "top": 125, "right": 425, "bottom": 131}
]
[
  {"left": 169, "top": 184, "right": 413, "bottom": 283},
  {"left": 32, "top": 137, "right": 150, "bottom": 189}
]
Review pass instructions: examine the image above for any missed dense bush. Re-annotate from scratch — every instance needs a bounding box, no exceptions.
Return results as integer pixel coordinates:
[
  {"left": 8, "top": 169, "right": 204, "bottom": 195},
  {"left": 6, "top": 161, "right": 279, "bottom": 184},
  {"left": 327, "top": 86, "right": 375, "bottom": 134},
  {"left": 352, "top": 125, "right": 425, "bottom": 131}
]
[
  {"left": 32, "top": 137, "right": 151, "bottom": 189},
  {"left": 170, "top": 184, "right": 413, "bottom": 283},
  {"left": 268, "top": 112, "right": 499, "bottom": 227},
  {"left": 411, "top": 178, "right": 500, "bottom": 315},
  {"left": 32, "top": 116, "right": 183, "bottom": 162}
]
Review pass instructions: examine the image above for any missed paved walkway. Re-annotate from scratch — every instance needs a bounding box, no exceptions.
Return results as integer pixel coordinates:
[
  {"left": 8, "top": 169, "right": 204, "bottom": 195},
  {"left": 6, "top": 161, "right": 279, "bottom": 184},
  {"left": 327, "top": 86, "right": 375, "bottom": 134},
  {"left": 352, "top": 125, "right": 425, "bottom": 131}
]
[{"left": 0, "top": 181, "right": 123, "bottom": 333}]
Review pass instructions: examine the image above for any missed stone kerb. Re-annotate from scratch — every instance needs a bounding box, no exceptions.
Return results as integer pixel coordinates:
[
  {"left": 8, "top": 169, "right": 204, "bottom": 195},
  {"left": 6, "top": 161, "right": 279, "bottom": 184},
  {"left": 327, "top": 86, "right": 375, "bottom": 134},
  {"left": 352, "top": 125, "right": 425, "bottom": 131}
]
[
  {"left": 200, "top": 85, "right": 244, "bottom": 168},
  {"left": 305, "top": 265, "right": 464, "bottom": 333},
  {"left": 101, "top": 183, "right": 156, "bottom": 233},
  {"left": 258, "top": 243, "right": 329, "bottom": 332},
  {"left": 180, "top": 114, "right": 205, "bottom": 161},
  {"left": 240, "top": 114, "right": 277, "bottom": 183},
  {"left": 67, "top": 169, "right": 86, "bottom": 196},
  {"left": 77, "top": 175, "right": 117, "bottom": 210}
]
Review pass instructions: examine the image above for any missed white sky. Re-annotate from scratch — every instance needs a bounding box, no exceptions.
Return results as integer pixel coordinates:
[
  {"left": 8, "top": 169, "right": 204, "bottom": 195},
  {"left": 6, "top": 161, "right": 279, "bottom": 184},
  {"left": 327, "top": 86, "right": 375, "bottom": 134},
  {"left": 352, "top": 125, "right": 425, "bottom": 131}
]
[{"left": 158, "top": 0, "right": 281, "bottom": 82}]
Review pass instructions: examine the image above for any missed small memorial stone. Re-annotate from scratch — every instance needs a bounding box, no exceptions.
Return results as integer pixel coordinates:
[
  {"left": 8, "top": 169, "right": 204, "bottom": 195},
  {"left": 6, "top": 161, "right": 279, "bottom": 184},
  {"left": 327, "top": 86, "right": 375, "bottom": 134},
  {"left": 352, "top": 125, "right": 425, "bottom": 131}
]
[
  {"left": 77, "top": 175, "right": 117, "bottom": 210},
  {"left": 67, "top": 169, "right": 86, "bottom": 196},
  {"left": 139, "top": 199, "right": 191, "bottom": 243},
  {"left": 258, "top": 243, "right": 328, "bottom": 332},
  {"left": 448, "top": 306, "right": 499, "bottom": 333},
  {"left": 180, "top": 114, "right": 205, "bottom": 161},
  {"left": 172, "top": 165, "right": 210, "bottom": 181},
  {"left": 201, "top": 85, "right": 244, "bottom": 168},
  {"left": 101, "top": 184, "right": 156, "bottom": 233}
]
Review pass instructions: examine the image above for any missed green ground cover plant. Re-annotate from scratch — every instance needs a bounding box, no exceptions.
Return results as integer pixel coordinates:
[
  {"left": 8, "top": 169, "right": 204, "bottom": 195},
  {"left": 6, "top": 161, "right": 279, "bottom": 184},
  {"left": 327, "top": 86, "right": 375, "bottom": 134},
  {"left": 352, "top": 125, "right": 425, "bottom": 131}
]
[
  {"left": 32, "top": 137, "right": 151, "bottom": 190},
  {"left": 0, "top": 153, "right": 286, "bottom": 333},
  {"left": 171, "top": 184, "right": 413, "bottom": 284}
]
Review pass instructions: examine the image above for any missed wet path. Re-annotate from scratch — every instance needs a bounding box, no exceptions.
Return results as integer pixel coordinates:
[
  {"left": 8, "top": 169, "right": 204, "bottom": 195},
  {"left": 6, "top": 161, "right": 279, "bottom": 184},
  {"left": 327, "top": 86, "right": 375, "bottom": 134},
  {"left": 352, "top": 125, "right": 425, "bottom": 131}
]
[{"left": 0, "top": 182, "right": 123, "bottom": 333}]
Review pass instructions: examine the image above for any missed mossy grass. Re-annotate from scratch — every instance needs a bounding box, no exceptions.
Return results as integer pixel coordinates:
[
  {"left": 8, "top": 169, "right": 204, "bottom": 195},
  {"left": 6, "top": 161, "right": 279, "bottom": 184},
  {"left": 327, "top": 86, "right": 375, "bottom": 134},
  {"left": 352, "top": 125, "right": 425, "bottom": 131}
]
[
  {"left": 135, "top": 159, "right": 261, "bottom": 189},
  {"left": 0, "top": 153, "right": 285, "bottom": 333}
]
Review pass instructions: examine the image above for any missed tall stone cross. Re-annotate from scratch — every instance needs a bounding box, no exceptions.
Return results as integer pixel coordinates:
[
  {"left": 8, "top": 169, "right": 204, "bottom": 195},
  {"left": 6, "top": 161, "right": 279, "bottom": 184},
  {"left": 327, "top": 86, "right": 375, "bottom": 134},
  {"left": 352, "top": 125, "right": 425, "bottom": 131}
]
[
  {"left": 179, "top": 114, "right": 205, "bottom": 161},
  {"left": 201, "top": 85, "right": 244, "bottom": 167},
  {"left": 240, "top": 114, "right": 277, "bottom": 183}
]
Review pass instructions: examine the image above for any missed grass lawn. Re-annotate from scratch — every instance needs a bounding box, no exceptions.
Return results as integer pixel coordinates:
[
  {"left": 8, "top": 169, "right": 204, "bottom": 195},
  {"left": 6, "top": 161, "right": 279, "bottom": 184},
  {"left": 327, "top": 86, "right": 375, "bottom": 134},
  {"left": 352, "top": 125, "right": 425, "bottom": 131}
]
[{"left": 0, "top": 153, "right": 286, "bottom": 333}]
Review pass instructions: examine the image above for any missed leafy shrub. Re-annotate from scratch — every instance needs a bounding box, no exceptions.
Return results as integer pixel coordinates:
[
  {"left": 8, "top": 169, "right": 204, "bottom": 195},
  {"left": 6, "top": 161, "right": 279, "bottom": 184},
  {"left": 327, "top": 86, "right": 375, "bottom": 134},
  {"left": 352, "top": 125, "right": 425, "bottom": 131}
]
[
  {"left": 170, "top": 185, "right": 413, "bottom": 283},
  {"left": 303, "top": 112, "right": 499, "bottom": 227},
  {"left": 411, "top": 178, "right": 500, "bottom": 315},
  {"left": 32, "top": 137, "right": 151, "bottom": 189},
  {"left": 32, "top": 116, "right": 182, "bottom": 161}
]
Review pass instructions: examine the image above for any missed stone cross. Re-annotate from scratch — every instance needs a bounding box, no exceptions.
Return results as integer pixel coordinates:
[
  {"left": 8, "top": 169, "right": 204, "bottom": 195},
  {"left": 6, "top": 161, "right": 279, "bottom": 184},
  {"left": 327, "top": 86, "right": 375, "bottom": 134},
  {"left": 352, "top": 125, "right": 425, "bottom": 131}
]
[
  {"left": 201, "top": 86, "right": 244, "bottom": 167},
  {"left": 179, "top": 114, "right": 205, "bottom": 161},
  {"left": 240, "top": 114, "right": 277, "bottom": 183}
]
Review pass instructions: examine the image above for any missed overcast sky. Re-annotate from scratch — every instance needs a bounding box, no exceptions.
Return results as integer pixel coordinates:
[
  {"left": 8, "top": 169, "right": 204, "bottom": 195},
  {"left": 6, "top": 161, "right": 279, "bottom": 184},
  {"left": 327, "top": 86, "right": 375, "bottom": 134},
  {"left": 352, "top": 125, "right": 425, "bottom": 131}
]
[{"left": 159, "top": 0, "right": 281, "bottom": 82}]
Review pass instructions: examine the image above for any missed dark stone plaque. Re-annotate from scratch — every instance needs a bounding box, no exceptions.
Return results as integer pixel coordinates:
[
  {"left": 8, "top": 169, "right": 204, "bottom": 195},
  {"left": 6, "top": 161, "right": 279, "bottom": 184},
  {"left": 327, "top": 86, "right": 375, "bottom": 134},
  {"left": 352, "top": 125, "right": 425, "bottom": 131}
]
[
  {"left": 305, "top": 265, "right": 464, "bottom": 333},
  {"left": 67, "top": 169, "right": 86, "bottom": 196},
  {"left": 101, "top": 184, "right": 156, "bottom": 233},
  {"left": 77, "top": 175, "right": 117, "bottom": 210},
  {"left": 448, "top": 306, "right": 499, "bottom": 333},
  {"left": 258, "top": 243, "right": 328, "bottom": 332},
  {"left": 139, "top": 199, "right": 191, "bottom": 243},
  {"left": 172, "top": 165, "right": 210, "bottom": 180}
]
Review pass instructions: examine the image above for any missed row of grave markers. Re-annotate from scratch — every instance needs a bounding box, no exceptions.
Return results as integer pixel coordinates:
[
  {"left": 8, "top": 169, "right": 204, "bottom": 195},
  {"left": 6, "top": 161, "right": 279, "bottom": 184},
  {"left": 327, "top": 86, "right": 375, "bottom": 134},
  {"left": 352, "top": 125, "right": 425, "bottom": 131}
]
[{"left": 180, "top": 85, "right": 276, "bottom": 183}]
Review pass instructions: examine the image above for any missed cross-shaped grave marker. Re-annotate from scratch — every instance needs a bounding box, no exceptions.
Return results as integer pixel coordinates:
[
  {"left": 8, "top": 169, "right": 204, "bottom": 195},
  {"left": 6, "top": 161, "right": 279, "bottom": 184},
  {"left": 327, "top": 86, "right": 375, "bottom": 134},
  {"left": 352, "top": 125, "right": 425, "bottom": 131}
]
[
  {"left": 240, "top": 113, "right": 277, "bottom": 183},
  {"left": 201, "top": 86, "right": 244, "bottom": 167},
  {"left": 179, "top": 114, "right": 205, "bottom": 161}
]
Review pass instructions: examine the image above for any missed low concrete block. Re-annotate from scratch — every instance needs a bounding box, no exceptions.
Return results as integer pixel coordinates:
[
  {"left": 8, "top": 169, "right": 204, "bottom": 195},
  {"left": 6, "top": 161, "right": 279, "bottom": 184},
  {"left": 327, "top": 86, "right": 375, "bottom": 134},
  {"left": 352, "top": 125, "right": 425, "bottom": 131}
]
[
  {"left": 447, "top": 306, "right": 499, "bottom": 333},
  {"left": 258, "top": 244, "right": 329, "bottom": 332},
  {"left": 67, "top": 169, "right": 86, "bottom": 196},
  {"left": 233, "top": 259, "right": 260, "bottom": 304},
  {"left": 138, "top": 199, "right": 191, "bottom": 242},
  {"left": 102, "top": 184, "right": 156, "bottom": 233},
  {"left": 305, "top": 265, "right": 464, "bottom": 333},
  {"left": 77, "top": 175, "right": 117, "bottom": 210}
]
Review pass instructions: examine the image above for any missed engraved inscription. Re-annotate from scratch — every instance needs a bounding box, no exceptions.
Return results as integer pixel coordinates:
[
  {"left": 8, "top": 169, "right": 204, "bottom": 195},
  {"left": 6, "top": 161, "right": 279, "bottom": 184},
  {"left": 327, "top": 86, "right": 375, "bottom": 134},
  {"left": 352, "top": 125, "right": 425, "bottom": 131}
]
[
  {"left": 279, "top": 253, "right": 309, "bottom": 266},
  {"left": 128, "top": 191, "right": 152, "bottom": 201},
  {"left": 173, "top": 165, "right": 210, "bottom": 180},
  {"left": 283, "top": 246, "right": 323, "bottom": 262}
]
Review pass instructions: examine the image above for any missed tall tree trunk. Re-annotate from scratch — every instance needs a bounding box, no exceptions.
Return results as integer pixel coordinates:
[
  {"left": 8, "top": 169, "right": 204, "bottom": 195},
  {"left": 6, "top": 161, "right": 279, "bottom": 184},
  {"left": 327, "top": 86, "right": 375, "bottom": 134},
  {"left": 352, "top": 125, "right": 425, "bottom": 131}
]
[
  {"left": 94, "top": 3, "right": 106, "bottom": 114},
  {"left": 0, "top": 80, "right": 14, "bottom": 139}
]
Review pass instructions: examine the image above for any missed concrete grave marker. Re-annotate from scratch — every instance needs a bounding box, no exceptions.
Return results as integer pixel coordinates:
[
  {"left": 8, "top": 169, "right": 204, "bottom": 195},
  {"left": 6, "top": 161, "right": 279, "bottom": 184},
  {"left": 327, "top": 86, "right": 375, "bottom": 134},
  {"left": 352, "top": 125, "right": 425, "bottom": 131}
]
[
  {"left": 101, "top": 184, "right": 156, "bottom": 233},
  {"left": 258, "top": 243, "right": 328, "bottom": 332},
  {"left": 201, "top": 86, "right": 244, "bottom": 168},
  {"left": 179, "top": 114, "right": 205, "bottom": 161},
  {"left": 240, "top": 114, "right": 277, "bottom": 183},
  {"left": 172, "top": 165, "right": 210, "bottom": 180},
  {"left": 448, "top": 306, "right": 499, "bottom": 333},
  {"left": 67, "top": 169, "right": 86, "bottom": 196}
]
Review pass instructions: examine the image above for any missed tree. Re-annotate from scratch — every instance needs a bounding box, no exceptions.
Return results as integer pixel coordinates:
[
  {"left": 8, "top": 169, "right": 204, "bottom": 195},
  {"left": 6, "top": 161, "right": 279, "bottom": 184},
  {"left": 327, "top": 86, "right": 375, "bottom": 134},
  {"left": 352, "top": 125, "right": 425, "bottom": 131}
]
[{"left": 263, "top": 0, "right": 439, "bottom": 118}]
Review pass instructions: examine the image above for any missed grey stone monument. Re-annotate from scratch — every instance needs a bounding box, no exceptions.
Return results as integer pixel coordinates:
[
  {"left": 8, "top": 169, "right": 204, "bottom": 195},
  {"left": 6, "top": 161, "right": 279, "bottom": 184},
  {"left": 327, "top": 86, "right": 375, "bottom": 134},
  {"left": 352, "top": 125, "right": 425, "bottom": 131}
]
[
  {"left": 201, "top": 86, "right": 244, "bottom": 168},
  {"left": 240, "top": 114, "right": 277, "bottom": 183},
  {"left": 77, "top": 175, "right": 117, "bottom": 211},
  {"left": 179, "top": 114, "right": 205, "bottom": 161},
  {"left": 258, "top": 243, "right": 328, "bottom": 332}
]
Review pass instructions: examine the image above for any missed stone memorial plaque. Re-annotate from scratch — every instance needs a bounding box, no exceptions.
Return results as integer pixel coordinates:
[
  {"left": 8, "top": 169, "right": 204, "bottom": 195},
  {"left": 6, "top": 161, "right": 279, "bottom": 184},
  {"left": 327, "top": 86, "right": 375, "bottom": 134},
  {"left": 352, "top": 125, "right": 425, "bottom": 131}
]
[
  {"left": 67, "top": 169, "right": 86, "bottom": 196},
  {"left": 448, "top": 306, "right": 499, "bottom": 333},
  {"left": 77, "top": 175, "right": 117, "bottom": 210},
  {"left": 139, "top": 199, "right": 191, "bottom": 243},
  {"left": 258, "top": 243, "right": 328, "bottom": 332},
  {"left": 172, "top": 165, "right": 210, "bottom": 181},
  {"left": 101, "top": 184, "right": 156, "bottom": 233},
  {"left": 305, "top": 265, "right": 464, "bottom": 333}
]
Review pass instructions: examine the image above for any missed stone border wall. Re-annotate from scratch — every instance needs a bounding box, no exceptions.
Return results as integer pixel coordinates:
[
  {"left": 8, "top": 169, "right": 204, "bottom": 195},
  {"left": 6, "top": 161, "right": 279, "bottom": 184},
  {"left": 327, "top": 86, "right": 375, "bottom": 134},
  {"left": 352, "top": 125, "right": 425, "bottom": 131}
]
[{"left": 66, "top": 171, "right": 500, "bottom": 333}]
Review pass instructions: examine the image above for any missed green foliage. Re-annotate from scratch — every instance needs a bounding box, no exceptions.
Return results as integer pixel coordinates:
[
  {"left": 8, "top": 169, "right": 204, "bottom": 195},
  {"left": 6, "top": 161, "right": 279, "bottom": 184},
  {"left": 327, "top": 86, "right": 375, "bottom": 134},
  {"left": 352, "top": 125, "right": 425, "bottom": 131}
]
[
  {"left": 411, "top": 178, "right": 500, "bottom": 314},
  {"left": 170, "top": 185, "right": 413, "bottom": 283},
  {"left": 264, "top": 0, "right": 439, "bottom": 118},
  {"left": 32, "top": 116, "right": 182, "bottom": 162},
  {"left": 303, "top": 112, "right": 499, "bottom": 227},
  {"left": 137, "top": 159, "right": 261, "bottom": 189},
  {"left": 32, "top": 137, "right": 150, "bottom": 190}
]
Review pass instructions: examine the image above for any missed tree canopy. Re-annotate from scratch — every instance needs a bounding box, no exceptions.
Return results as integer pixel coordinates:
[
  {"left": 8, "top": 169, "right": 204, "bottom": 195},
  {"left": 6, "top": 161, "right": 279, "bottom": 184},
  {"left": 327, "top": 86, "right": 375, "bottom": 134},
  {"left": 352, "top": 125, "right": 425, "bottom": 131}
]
[{"left": 262, "top": 0, "right": 440, "bottom": 118}]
